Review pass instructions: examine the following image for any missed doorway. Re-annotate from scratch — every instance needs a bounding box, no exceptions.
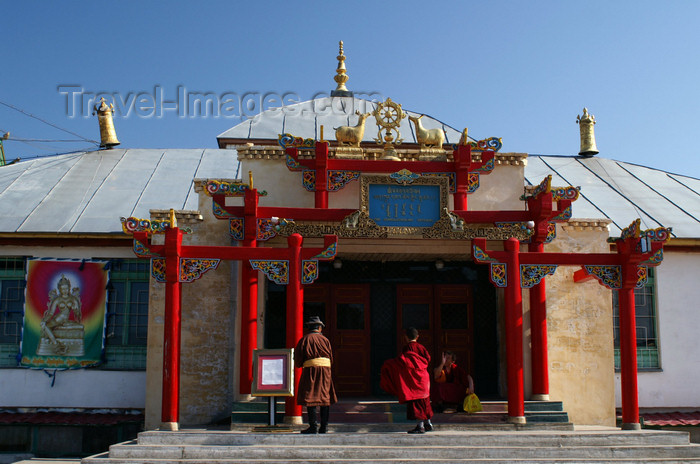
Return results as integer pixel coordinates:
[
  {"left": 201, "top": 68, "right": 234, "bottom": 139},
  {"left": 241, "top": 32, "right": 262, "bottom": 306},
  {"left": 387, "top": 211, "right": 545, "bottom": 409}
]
[
  {"left": 303, "top": 284, "right": 372, "bottom": 396},
  {"left": 396, "top": 284, "right": 474, "bottom": 375},
  {"left": 265, "top": 260, "right": 500, "bottom": 399}
]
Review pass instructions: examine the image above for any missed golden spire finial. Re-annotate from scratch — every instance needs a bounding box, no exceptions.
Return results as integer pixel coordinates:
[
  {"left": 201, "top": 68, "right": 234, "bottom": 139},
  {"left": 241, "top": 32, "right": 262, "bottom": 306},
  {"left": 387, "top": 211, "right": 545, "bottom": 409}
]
[
  {"left": 92, "top": 97, "right": 120, "bottom": 149},
  {"left": 331, "top": 40, "right": 353, "bottom": 97},
  {"left": 576, "top": 107, "right": 599, "bottom": 156},
  {"left": 248, "top": 170, "right": 254, "bottom": 189}
]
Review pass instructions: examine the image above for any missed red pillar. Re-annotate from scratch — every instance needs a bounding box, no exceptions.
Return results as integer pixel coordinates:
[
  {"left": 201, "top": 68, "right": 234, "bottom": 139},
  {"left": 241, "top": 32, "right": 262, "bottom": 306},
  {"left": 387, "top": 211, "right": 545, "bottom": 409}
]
[
  {"left": 285, "top": 233, "right": 304, "bottom": 422},
  {"left": 239, "top": 265, "right": 257, "bottom": 395},
  {"left": 239, "top": 188, "right": 259, "bottom": 395},
  {"left": 504, "top": 238, "right": 526, "bottom": 423},
  {"left": 314, "top": 142, "right": 329, "bottom": 209},
  {"left": 618, "top": 284, "right": 640, "bottom": 429},
  {"left": 161, "top": 227, "right": 182, "bottom": 430},
  {"left": 453, "top": 145, "right": 470, "bottom": 211},
  {"left": 528, "top": 241, "right": 549, "bottom": 400}
]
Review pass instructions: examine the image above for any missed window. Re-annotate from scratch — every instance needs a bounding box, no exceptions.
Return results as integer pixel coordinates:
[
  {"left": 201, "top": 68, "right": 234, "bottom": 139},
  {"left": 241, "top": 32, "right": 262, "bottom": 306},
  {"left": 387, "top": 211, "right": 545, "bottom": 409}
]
[
  {"left": 102, "top": 259, "right": 150, "bottom": 370},
  {"left": 0, "top": 258, "right": 27, "bottom": 367},
  {"left": 613, "top": 267, "right": 659, "bottom": 370}
]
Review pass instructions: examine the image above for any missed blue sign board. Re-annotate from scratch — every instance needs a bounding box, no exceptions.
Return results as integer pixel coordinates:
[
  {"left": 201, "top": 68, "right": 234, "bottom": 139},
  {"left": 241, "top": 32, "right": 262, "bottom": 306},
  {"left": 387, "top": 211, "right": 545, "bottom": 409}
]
[{"left": 368, "top": 184, "right": 441, "bottom": 227}]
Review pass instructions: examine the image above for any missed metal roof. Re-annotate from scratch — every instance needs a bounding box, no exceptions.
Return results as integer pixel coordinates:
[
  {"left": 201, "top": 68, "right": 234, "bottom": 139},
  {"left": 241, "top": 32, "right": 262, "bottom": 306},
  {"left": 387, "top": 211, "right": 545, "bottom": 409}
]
[
  {"left": 525, "top": 155, "right": 700, "bottom": 238},
  {"left": 2, "top": 102, "right": 698, "bottom": 240},
  {"left": 0, "top": 148, "right": 237, "bottom": 234},
  {"left": 217, "top": 96, "right": 465, "bottom": 145}
]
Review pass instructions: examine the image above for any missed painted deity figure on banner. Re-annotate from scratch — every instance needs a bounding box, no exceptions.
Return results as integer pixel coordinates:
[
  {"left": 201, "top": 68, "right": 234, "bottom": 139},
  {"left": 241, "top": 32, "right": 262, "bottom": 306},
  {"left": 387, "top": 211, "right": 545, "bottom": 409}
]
[{"left": 36, "top": 275, "right": 85, "bottom": 356}]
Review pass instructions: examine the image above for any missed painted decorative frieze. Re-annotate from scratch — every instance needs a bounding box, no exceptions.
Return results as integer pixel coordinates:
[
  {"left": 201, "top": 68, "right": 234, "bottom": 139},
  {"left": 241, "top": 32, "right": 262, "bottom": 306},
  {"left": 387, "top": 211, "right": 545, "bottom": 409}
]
[
  {"left": 520, "top": 265, "right": 558, "bottom": 288},
  {"left": 250, "top": 260, "right": 289, "bottom": 285}
]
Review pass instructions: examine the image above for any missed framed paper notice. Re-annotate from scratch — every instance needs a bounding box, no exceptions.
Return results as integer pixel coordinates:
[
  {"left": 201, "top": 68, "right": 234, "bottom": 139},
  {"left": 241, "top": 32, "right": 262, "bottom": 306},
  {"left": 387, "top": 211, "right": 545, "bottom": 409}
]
[{"left": 251, "top": 349, "right": 294, "bottom": 397}]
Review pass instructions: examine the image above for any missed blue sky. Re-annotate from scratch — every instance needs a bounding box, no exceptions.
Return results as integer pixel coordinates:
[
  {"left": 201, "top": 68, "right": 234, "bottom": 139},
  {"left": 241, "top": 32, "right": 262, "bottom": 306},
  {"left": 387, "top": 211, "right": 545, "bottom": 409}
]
[{"left": 2, "top": 1, "right": 699, "bottom": 178}]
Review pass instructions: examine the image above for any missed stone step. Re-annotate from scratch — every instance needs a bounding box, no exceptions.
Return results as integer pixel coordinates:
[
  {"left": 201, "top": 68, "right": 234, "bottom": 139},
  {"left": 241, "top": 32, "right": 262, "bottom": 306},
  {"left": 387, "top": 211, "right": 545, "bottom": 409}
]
[
  {"left": 83, "top": 458, "right": 700, "bottom": 463},
  {"left": 231, "top": 400, "right": 569, "bottom": 424},
  {"left": 136, "top": 430, "right": 692, "bottom": 446},
  {"left": 81, "top": 429, "right": 700, "bottom": 464},
  {"left": 104, "top": 443, "right": 700, "bottom": 461},
  {"left": 83, "top": 441, "right": 700, "bottom": 463}
]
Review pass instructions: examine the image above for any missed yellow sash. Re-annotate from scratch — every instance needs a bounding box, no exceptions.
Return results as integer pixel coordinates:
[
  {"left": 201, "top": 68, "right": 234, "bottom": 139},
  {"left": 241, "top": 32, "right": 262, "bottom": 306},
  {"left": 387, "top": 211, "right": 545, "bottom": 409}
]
[{"left": 303, "top": 357, "right": 331, "bottom": 368}]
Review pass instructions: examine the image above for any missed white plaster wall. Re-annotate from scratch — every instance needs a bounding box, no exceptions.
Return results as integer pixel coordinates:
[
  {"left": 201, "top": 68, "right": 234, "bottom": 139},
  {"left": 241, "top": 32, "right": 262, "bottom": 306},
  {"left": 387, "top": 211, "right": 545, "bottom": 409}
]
[
  {"left": 615, "top": 251, "right": 700, "bottom": 409},
  {"left": 0, "top": 369, "right": 145, "bottom": 408}
]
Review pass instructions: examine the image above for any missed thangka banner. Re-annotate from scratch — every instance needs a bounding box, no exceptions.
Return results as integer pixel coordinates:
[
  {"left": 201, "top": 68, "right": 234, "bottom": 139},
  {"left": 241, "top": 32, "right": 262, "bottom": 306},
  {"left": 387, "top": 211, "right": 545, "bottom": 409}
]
[{"left": 20, "top": 259, "right": 109, "bottom": 369}]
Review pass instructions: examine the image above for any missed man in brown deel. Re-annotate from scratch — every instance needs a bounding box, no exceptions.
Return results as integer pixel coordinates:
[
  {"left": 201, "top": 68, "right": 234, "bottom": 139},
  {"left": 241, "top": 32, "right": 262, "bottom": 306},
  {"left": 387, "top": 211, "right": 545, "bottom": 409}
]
[{"left": 294, "top": 315, "right": 337, "bottom": 434}]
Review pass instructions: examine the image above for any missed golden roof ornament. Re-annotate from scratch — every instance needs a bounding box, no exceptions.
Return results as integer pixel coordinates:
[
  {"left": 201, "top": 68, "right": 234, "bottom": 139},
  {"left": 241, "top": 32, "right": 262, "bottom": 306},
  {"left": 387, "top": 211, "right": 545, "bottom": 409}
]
[
  {"left": 93, "top": 97, "right": 120, "bottom": 148},
  {"left": 576, "top": 107, "right": 598, "bottom": 157},
  {"left": 372, "top": 98, "right": 406, "bottom": 160},
  {"left": 331, "top": 40, "right": 353, "bottom": 97}
]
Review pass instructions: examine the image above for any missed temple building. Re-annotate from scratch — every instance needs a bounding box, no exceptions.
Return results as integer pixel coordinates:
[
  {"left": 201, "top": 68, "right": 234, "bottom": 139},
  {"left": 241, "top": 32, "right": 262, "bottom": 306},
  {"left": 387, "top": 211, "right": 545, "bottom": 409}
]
[{"left": 0, "top": 43, "right": 698, "bottom": 454}]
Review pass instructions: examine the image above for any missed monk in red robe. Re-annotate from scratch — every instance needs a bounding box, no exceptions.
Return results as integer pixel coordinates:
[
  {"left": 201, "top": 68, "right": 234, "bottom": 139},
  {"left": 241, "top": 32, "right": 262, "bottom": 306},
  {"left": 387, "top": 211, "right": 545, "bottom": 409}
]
[
  {"left": 432, "top": 350, "right": 474, "bottom": 412},
  {"left": 294, "top": 315, "right": 337, "bottom": 434},
  {"left": 380, "top": 327, "right": 433, "bottom": 433}
]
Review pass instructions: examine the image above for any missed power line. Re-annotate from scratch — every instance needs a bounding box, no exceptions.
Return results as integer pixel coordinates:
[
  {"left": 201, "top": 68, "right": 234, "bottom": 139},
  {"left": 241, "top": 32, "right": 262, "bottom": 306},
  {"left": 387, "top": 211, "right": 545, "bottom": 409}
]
[
  {"left": 4, "top": 137, "right": 91, "bottom": 142},
  {"left": 0, "top": 99, "right": 99, "bottom": 144}
]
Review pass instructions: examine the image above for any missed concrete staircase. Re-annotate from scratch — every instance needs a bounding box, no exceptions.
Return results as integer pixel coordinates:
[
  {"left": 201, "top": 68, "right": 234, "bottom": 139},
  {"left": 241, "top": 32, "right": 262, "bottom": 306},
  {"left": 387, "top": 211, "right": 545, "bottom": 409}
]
[
  {"left": 230, "top": 399, "right": 570, "bottom": 427},
  {"left": 83, "top": 428, "right": 700, "bottom": 463}
]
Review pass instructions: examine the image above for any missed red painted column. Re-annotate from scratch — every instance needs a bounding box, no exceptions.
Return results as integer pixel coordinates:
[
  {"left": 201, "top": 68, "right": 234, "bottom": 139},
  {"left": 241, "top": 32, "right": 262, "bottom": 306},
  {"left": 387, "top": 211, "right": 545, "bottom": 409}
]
[
  {"left": 314, "top": 142, "right": 329, "bottom": 209},
  {"left": 161, "top": 227, "right": 183, "bottom": 430},
  {"left": 239, "top": 188, "right": 259, "bottom": 395},
  {"left": 453, "top": 145, "right": 470, "bottom": 211},
  {"left": 239, "top": 265, "right": 257, "bottom": 395},
  {"left": 504, "top": 238, "right": 526, "bottom": 423},
  {"left": 285, "top": 233, "right": 304, "bottom": 421},
  {"left": 528, "top": 241, "right": 550, "bottom": 400},
  {"left": 618, "top": 283, "right": 640, "bottom": 429}
]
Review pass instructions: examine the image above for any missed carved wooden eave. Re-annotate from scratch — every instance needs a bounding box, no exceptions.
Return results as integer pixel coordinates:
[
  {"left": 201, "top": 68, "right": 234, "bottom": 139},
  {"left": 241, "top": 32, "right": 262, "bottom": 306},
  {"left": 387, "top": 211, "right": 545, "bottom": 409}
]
[
  {"left": 276, "top": 211, "right": 532, "bottom": 241},
  {"left": 231, "top": 144, "right": 528, "bottom": 167},
  {"left": 193, "top": 179, "right": 241, "bottom": 193},
  {"left": 150, "top": 209, "right": 204, "bottom": 225},
  {"left": 562, "top": 219, "right": 612, "bottom": 232}
]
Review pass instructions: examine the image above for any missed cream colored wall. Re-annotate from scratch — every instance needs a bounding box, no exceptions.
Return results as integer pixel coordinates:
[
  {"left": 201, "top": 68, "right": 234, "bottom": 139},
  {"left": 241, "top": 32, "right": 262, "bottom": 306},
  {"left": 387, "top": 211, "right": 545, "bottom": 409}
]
[
  {"left": 469, "top": 160, "right": 526, "bottom": 211},
  {"left": 144, "top": 271, "right": 165, "bottom": 430},
  {"left": 544, "top": 222, "right": 616, "bottom": 426},
  {"left": 242, "top": 159, "right": 316, "bottom": 208}
]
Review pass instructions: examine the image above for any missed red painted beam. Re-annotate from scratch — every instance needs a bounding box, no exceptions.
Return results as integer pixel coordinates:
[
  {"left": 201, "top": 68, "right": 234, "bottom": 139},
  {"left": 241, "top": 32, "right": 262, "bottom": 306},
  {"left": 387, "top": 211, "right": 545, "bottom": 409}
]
[
  {"left": 176, "top": 237, "right": 336, "bottom": 261},
  {"left": 573, "top": 268, "right": 594, "bottom": 283},
  {"left": 286, "top": 147, "right": 494, "bottom": 174}
]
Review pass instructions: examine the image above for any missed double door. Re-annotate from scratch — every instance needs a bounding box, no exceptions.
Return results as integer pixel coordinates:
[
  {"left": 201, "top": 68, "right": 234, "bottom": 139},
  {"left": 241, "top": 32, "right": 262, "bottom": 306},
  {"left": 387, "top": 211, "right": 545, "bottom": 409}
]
[
  {"left": 397, "top": 284, "right": 474, "bottom": 375},
  {"left": 303, "top": 283, "right": 474, "bottom": 396},
  {"left": 303, "top": 284, "right": 371, "bottom": 396}
]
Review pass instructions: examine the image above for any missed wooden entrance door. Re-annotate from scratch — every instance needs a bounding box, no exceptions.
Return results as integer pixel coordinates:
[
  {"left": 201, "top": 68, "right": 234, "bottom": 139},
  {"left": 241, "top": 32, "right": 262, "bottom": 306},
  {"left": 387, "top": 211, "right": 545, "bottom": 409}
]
[
  {"left": 303, "top": 284, "right": 371, "bottom": 396},
  {"left": 396, "top": 284, "right": 474, "bottom": 374}
]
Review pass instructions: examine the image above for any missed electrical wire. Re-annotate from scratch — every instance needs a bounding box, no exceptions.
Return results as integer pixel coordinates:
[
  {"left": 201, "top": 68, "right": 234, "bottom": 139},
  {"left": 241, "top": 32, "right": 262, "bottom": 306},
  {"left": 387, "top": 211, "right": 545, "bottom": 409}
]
[
  {"left": 3, "top": 137, "right": 91, "bottom": 142},
  {"left": 0, "top": 99, "right": 99, "bottom": 144}
]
